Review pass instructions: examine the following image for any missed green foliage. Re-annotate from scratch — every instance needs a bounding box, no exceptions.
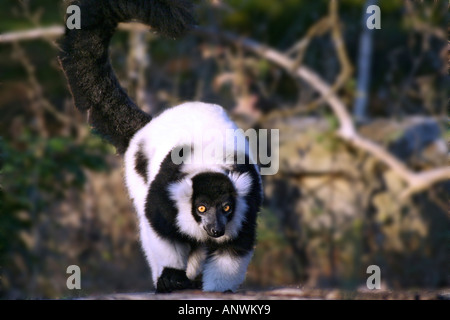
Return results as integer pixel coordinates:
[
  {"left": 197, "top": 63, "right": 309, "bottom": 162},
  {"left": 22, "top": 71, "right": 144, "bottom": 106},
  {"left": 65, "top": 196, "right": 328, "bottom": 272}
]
[
  {"left": 0, "top": 0, "right": 64, "bottom": 32},
  {"left": 0, "top": 131, "right": 112, "bottom": 297},
  {"left": 2, "top": 131, "right": 110, "bottom": 197},
  {"left": 222, "top": 0, "right": 328, "bottom": 49},
  {"left": 256, "top": 207, "right": 289, "bottom": 246},
  {"left": 247, "top": 207, "right": 304, "bottom": 286}
]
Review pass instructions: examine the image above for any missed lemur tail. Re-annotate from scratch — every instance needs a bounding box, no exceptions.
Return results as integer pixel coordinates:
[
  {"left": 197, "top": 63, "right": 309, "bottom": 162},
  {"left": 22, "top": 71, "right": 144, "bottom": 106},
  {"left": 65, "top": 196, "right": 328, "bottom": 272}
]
[{"left": 58, "top": 0, "right": 195, "bottom": 153}]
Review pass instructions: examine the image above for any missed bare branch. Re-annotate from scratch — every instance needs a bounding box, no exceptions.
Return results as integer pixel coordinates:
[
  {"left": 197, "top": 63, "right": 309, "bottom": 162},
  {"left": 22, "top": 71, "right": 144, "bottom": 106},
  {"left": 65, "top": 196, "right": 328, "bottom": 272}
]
[
  {"left": 11, "top": 42, "right": 73, "bottom": 130},
  {"left": 1, "top": 24, "right": 448, "bottom": 197},
  {"left": 286, "top": 17, "right": 331, "bottom": 64},
  {"left": 329, "top": 0, "right": 353, "bottom": 96},
  {"left": 0, "top": 26, "right": 64, "bottom": 43},
  {"left": 193, "top": 27, "right": 450, "bottom": 198},
  {"left": 0, "top": 23, "right": 150, "bottom": 44},
  {"left": 261, "top": 1, "right": 353, "bottom": 123}
]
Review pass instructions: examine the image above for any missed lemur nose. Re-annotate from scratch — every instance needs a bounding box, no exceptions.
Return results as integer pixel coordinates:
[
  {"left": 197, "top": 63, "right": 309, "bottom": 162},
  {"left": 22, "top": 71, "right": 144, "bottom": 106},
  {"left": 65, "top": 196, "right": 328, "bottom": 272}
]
[{"left": 211, "top": 228, "right": 224, "bottom": 238}]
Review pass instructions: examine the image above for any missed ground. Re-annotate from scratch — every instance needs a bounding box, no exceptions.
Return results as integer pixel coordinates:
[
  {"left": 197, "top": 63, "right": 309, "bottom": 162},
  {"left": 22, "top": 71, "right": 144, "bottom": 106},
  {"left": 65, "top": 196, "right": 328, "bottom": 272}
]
[{"left": 81, "top": 287, "right": 450, "bottom": 300}]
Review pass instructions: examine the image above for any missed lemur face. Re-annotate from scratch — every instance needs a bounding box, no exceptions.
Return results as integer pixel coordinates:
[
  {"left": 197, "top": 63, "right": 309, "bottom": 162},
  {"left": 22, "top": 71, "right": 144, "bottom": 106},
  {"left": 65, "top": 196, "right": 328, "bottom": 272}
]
[{"left": 191, "top": 172, "right": 237, "bottom": 238}]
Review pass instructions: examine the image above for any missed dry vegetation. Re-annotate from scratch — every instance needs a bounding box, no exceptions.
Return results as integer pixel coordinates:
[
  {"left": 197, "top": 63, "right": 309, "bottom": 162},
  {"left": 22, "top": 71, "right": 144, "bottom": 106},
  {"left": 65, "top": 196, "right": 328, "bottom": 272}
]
[{"left": 0, "top": 0, "right": 448, "bottom": 299}]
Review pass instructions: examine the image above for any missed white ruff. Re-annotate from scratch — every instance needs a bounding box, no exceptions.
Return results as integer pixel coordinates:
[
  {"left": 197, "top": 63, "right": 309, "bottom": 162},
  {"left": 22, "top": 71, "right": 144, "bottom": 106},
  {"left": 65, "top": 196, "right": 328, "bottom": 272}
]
[
  {"left": 167, "top": 178, "right": 207, "bottom": 241},
  {"left": 168, "top": 170, "right": 252, "bottom": 243}
]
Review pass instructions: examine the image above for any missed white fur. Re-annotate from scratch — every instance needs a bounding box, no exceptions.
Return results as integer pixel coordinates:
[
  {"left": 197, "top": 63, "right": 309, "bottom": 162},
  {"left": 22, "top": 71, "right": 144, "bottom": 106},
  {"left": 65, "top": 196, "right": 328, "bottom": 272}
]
[
  {"left": 228, "top": 172, "right": 253, "bottom": 197},
  {"left": 167, "top": 170, "right": 252, "bottom": 243},
  {"left": 124, "top": 141, "right": 149, "bottom": 220},
  {"left": 202, "top": 251, "right": 254, "bottom": 292},
  {"left": 138, "top": 217, "right": 190, "bottom": 285},
  {"left": 127, "top": 102, "right": 242, "bottom": 187},
  {"left": 168, "top": 178, "right": 207, "bottom": 241},
  {"left": 124, "top": 102, "right": 257, "bottom": 290},
  {"left": 186, "top": 246, "right": 207, "bottom": 280}
]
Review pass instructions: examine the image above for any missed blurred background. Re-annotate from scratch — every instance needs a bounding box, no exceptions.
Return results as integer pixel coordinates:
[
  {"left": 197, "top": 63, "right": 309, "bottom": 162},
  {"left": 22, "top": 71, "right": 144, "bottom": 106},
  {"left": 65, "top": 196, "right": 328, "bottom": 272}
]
[{"left": 0, "top": 0, "right": 448, "bottom": 299}]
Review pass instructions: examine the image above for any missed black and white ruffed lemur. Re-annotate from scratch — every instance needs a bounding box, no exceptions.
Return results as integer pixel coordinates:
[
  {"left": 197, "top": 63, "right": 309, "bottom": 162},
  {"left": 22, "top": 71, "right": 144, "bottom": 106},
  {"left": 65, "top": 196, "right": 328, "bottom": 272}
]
[{"left": 58, "top": 0, "right": 262, "bottom": 293}]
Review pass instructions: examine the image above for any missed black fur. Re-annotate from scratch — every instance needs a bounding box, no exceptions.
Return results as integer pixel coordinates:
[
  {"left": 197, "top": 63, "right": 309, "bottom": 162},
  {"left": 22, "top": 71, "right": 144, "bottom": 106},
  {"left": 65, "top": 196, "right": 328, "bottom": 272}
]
[
  {"left": 205, "top": 157, "right": 261, "bottom": 257},
  {"left": 226, "top": 157, "right": 262, "bottom": 254},
  {"left": 191, "top": 172, "right": 237, "bottom": 224},
  {"left": 145, "top": 150, "right": 191, "bottom": 243},
  {"left": 145, "top": 150, "right": 261, "bottom": 259},
  {"left": 134, "top": 143, "right": 149, "bottom": 184},
  {"left": 156, "top": 267, "right": 194, "bottom": 293},
  {"left": 58, "top": 0, "right": 196, "bottom": 153}
]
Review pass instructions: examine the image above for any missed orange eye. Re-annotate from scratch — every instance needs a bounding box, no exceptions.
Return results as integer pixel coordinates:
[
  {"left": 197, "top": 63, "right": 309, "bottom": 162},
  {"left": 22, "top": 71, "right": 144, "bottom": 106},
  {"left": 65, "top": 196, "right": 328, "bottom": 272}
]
[
  {"left": 223, "top": 205, "right": 231, "bottom": 212},
  {"left": 197, "top": 205, "right": 206, "bottom": 213}
]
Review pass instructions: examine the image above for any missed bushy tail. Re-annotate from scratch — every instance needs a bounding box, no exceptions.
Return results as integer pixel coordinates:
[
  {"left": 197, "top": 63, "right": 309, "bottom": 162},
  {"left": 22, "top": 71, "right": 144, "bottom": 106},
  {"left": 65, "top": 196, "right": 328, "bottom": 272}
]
[{"left": 58, "top": 0, "right": 195, "bottom": 153}]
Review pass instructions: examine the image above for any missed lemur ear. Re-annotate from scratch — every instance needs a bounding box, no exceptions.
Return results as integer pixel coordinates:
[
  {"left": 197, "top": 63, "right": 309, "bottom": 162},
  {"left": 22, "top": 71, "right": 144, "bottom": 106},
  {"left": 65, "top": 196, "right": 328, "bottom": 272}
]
[
  {"left": 228, "top": 172, "right": 252, "bottom": 198},
  {"left": 168, "top": 178, "right": 193, "bottom": 203}
]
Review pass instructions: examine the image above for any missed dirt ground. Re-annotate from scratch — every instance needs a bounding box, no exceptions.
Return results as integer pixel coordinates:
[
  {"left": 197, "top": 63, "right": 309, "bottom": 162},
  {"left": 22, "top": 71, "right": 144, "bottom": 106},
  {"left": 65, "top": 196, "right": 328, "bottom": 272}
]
[{"left": 81, "top": 287, "right": 450, "bottom": 300}]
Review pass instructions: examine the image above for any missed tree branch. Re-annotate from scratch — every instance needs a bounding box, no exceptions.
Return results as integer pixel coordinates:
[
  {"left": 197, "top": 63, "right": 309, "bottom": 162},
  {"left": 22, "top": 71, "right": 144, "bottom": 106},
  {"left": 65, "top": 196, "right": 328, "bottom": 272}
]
[
  {"left": 0, "top": 26, "right": 64, "bottom": 43},
  {"left": 193, "top": 27, "right": 450, "bottom": 199},
  {"left": 261, "top": 1, "right": 353, "bottom": 123},
  {"left": 1, "top": 25, "right": 448, "bottom": 198},
  {"left": 0, "top": 23, "right": 149, "bottom": 43}
]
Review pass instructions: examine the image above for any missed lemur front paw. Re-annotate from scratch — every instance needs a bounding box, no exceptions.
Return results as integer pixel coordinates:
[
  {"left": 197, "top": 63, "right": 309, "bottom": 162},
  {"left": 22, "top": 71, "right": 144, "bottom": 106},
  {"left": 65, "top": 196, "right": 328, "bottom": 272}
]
[{"left": 156, "top": 268, "right": 194, "bottom": 293}]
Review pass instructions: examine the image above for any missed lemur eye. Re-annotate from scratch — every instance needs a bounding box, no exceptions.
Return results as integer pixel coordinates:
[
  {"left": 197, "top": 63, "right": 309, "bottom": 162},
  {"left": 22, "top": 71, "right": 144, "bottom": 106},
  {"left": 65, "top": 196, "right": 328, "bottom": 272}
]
[
  {"left": 223, "top": 204, "right": 231, "bottom": 212},
  {"left": 197, "top": 205, "right": 206, "bottom": 213}
]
